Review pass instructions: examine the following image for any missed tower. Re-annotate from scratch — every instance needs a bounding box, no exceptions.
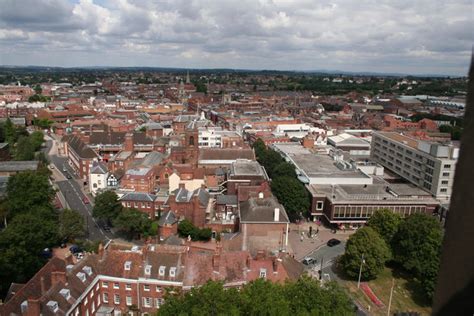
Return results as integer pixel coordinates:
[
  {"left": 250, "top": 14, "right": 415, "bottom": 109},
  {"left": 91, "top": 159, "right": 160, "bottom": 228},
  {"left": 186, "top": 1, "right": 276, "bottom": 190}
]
[{"left": 186, "top": 71, "right": 190, "bottom": 84}]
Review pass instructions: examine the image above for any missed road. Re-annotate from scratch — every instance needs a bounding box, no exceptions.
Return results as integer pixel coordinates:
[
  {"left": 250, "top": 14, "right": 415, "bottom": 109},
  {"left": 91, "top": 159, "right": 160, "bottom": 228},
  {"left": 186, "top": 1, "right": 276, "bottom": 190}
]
[{"left": 43, "top": 137, "right": 111, "bottom": 242}]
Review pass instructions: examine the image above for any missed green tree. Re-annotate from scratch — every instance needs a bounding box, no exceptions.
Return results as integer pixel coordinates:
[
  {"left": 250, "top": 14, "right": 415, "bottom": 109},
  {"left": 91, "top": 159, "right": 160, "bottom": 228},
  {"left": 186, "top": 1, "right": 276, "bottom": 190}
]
[
  {"left": 6, "top": 170, "right": 55, "bottom": 217},
  {"left": 340, "top": 227, "right": 390, "bottom": 280},
  {"left": 4, "top": 118, "right": 16, "bottom": 145},
  {"left": 13, "top": 136, "right": 35, "bottom": 161},
  {"left": 30, "top": 131, "right": 45, "bottom": 150},
  {"left": 59, "top": 208, "right": 85, "bottom": 242},
  {"left": 392, "top": 213, "right": 443, "bottom": 300},
  {"left": 92, "top": 190, "right": 122, "bottom": 223},
  {"left": 271, "top": 176, "right": 309, "bottom": 221},
  {"left": 240, "top": 278, "right": 290, "bottom": 316},
  {"left": 366, "top": 209, "right": 401, "bottom": 245},
  {"left": 178, "top": 219, "right": 212, "bottom": 241},
  {"left": 252, "top": 138, "right": 267, "bottom": 160},
  {"left": 272, "top": 161, "right": 296, "bottom": 178},
  {"left": 113, "top": 208, "right": 152, "bottom": 240}
]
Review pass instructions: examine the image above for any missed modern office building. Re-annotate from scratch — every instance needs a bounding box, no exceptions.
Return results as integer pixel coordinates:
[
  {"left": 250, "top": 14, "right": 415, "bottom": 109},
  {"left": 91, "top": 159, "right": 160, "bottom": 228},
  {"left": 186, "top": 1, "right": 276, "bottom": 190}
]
[{"left": 371, "top": 132, "right": 458, "bottom": 200}]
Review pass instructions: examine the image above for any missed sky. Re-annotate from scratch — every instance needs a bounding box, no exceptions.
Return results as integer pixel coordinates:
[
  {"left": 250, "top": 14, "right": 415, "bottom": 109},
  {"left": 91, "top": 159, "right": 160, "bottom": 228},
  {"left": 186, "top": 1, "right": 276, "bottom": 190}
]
[{"left": 0, "top": 0, "right": 472, "bottom": 76}]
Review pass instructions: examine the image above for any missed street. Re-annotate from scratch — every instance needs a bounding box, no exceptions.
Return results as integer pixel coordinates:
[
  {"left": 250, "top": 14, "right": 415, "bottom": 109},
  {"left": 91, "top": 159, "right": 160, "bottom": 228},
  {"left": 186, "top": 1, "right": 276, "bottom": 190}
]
[{"left": 43, "top": 137, "right": 111, "bottom": 242}]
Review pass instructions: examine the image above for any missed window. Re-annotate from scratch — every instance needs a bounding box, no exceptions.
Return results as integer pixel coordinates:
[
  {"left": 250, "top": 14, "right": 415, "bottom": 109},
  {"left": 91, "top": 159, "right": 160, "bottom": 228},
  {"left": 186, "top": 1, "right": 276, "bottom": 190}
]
[
  {"left": 126, "top": 283, "right": 132, "bottom": 291},
  {"left": 102, "top": 281, "right": 108, "bottom": 288},
  {"left": 124, "top": 261, "right": 131, "bottom": 271},
  {"left": 442, "top": 180, "right": 449, "bottom": 185},
  {"left": 443, "top": 172, "right": 450, "bottom": 177},
  {"left": 92, "top": 302, "right": 95, "bottom": 313},
  {"left": 440, "top": 188, "right": 448, "bottom": 193},
  {"left": 77, "top": 272, "right": 86, "bottom": 283},
  {"left": 143, "top": 297, "right": 152, "bottom": 307},
  {"left": 259, "top": 268, "right": 267, "bottom": 279},
  {"left": 126, "top": 296, "right": 132, "bottom": 306},
  {"left": 144, "top": 284, "right": 150, "bottom": 291},
  {"left": 113, "top": 282, "right": 120, "bottom": 289},
  {"left": 114, "top": 294, "right": 120, "bottom": 305},
  {"left": 155, "top": 298, "right": 164, "bottom": 308},
  {"left": 47, "top": 301, "right": 59, "bottom": 313},
  {"left": 145, "top": 265, "right": 152, "bottom": 275},
  {"left": 444, "top": 164, "right": 451, "bottom": 169},
  {"left": 159, "top": 266, "right": 165, "bottom": 276},
  {"left": 316, "top": 201, "right": 324, "bottom": 211},
  {"left": 103, "top": 293, "right": 109, "bottom": 303},
  {"left": 156, "top": 286, "right": 163, "bottom": 293},
  {"left": 169, "top": 267, "right": 176, "bottom": 277}
]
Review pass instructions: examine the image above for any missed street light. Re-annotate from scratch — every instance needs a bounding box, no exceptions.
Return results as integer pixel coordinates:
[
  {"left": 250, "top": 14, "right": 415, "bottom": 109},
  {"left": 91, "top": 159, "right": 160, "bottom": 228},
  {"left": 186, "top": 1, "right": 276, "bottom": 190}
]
[{"left": 357, "top": 254, "right": 365, "bottom": 289}]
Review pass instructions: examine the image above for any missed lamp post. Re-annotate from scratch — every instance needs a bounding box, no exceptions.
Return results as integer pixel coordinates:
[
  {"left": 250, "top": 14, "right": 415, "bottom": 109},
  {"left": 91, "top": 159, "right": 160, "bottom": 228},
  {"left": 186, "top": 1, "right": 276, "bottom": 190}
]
[{"left": 357, "top": 254, "right": 365, "bottom": 289}]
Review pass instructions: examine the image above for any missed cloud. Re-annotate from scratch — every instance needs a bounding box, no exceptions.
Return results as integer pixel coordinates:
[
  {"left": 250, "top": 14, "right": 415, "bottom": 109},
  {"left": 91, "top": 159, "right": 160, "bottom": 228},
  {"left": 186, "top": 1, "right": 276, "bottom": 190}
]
[{"left": 0, "top": 0, "right": 471, "bottom": 75}]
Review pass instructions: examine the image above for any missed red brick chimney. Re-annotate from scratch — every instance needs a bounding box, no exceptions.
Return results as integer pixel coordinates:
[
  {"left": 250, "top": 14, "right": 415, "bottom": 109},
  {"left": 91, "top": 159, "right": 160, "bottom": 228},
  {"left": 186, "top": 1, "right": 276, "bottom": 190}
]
[
  {"left": 212, "top": 243, "right": 222, "bottom": 271},
  {"left": 26, "top": 299, "right": 41, "bottom": 316},
  {"left": 124, "top": 132, "right": 134, "bottom": 151},
  {"left": 40, "top": 276, "right": 46, "bottom": 295},
  {"left": 98, "top": 242, "right": 105, "bottom": 258},
  {"left": 51, "top": 271, "right": 66, "bottom": 287}
]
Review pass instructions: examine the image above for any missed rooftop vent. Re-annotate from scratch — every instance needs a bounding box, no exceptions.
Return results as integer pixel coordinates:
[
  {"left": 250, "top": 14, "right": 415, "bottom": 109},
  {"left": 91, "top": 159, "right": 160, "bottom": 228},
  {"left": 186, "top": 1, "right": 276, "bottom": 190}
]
[
  {"left": 59, "top": 288, "right": 71, "bottom": 300},
  {"left": 46, "top": 301, "right": 59, "bottom": 313},
  {"left": 82, "top": 266, "right": 92, "bottom": 276},
  {"left": 76, "top": 272, "right": 86, "bottom": 283}
]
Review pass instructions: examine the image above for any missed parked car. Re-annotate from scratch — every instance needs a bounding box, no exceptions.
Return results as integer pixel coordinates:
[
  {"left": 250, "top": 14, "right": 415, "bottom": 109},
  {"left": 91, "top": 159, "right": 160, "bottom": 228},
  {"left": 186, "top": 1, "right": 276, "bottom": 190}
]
[
  {"left": 102, "top": 224, "right": 111, "bottom": 233},
  {"left": 302, "top": 257, "right": 316, "bottom": 265},
  {"left": 69, "top": 245, "right": 83, "bottom": 254},
  {"left": 327, "top": 238, "right": 341, "bottom": 247},
  {"left": 83, "top": 196, "right": 89, "bottom": 204},
  {"left": 66, "top": 174, "right": 72, "bottom": 179}
]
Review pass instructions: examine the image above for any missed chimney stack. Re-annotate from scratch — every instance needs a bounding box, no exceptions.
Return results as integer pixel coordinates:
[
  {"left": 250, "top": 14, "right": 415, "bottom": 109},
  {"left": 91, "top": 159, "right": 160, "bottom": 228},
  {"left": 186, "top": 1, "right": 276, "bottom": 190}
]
[
  {"left": 51, "top": 271, "right": 66, "bottom": 287},
  {"left": 256, "top": 250, "right": 265, "bottom": 260},
  {"left": 40, "top": 276, "right": 46, "bottom": 295},
  {"left": 26, "top": 299, "right": 41, "bottom": 316},
  {"left": 98, "top": 242, "right": 105, "bottom": 258},
  {"left": 274, "top": 208, "right": 280, "bottom": 222}
]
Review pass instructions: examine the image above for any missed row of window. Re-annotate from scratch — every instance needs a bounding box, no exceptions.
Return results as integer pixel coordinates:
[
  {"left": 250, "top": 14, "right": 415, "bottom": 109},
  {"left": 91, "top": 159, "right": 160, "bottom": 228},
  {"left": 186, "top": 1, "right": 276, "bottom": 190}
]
[
  {"left": 102, "top": 281, "right": 163, "bottom": 292},
  {"left": 333, "top": 205, "right": 425, "bottom": 219},
  {"left": 103, "top": 293, "right": 164, "bottom": 308}
]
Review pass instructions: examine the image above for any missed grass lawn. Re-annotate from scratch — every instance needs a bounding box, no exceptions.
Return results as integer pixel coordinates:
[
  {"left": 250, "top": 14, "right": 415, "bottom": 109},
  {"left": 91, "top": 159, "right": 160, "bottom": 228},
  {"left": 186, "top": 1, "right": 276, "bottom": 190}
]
[{"left": 341, "top": 266, "right": 432, "bottom": 316}]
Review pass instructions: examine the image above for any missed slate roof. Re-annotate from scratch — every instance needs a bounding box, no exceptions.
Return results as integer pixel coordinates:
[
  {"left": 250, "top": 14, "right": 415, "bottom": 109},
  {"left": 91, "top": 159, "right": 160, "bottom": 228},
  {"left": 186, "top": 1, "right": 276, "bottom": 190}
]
[
  {"left": 199, "top": 148, "right": 255, "bottom": 161},
  {"left": 0, "top": 161, "right": 39, "bottom": 172},
  {"left": 67, "top": 136, "right": 99, "bottom": 159},
  {"left": 158, "top": 210, "right": 178, "bottom": 226},
  {"left": 216, "top": 194, "right": 238, "bottom": 205},
  {"left": 239, "top": 197, "right": 290, "bottom": 224},
  {"left": 120, "top": 192, "right": 157, "bottom": 202},
  {"left": 90, "top": 162, "right": 108, "bottom": 174}
]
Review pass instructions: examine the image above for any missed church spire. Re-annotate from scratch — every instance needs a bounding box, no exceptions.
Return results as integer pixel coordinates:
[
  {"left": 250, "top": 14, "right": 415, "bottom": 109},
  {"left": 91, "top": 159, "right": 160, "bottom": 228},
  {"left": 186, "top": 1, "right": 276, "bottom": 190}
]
[{"left": 186, "top": 70, "right": 190, "bottom": 84}]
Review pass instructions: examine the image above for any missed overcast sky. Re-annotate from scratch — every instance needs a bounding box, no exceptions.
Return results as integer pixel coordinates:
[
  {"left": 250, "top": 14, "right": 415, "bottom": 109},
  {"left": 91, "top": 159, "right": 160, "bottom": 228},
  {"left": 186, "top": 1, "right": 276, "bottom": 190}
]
[{"left": 0, "top": 0, "right": 472, "bottom": 75}]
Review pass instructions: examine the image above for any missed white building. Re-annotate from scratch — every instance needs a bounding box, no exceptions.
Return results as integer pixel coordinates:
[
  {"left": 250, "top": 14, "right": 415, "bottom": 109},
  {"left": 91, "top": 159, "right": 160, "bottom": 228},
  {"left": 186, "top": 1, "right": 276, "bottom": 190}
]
[
  {"left": 89, "top": 162, "right": 108, "bottom": 196},
  {"left": 198, "top": 127, "right": 223, "bottom": 148},
  {"left": 371, "top": 132, "right": 458, "bottom": 200}
]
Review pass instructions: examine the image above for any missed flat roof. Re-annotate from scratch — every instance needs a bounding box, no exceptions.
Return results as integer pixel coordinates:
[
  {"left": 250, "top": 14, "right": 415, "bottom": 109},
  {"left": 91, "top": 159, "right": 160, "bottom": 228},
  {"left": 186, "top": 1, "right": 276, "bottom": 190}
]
[
  {"left": 291, "top": 154, "right": 369, "bottom": 179},
  {"left": 0, "top": 161, "right": 39, "bottom": 172},
  {"left": 231, "top": 159, "right": 266, "bottom": 177}
]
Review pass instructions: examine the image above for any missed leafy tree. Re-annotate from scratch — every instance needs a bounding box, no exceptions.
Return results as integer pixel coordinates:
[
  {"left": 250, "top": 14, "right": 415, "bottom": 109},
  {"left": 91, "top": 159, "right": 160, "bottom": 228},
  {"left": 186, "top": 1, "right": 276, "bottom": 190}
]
[
  {"left": 271, "top": 177, "right": 309, "bottom": 221},
  {"left": 14, "top": 136, "right": 35, "bottom": 161},
  {"left": 30, "top": 131, "right": 45, "bottom": 150},
  {"left": 113, "top": 208, "right": 152, "bottom": 240},
  {"left": 366, "top": 209, "right": 401, "bottom": 245},
  {"left": 252, "top": 138, "right": 267, "bottom": 160},
  {"left": 272, "top": 161, "right": 297, "bottom": 178},
  {"left": 4, "top": 118, "right": 16, "bottom": 145},
  {"left": 178, "top": 219, "right": 212, "bottom": 241},
  {"left": 92, "top": 190, "right": 122, "bottom": 223},
  {"left": 34, "top": 84, "right": 42, "bottom": 94},
  {"left": 160, "top": 277, "right": 355, "bottom": 316},
  {"left": 340, "top": 227, "right": 391, "bottom": 280},
  {"left": 59, "top": 208, "right": 85, "bottom": 242},
  {"left": 33, "top": 118, "right": 53, "bottom": 129},
  {"left": 392, "top": 213, "right": 443, "bottom": 300},
  {"left": 6, "top": 170, "right": 55, "bottom": 217}
]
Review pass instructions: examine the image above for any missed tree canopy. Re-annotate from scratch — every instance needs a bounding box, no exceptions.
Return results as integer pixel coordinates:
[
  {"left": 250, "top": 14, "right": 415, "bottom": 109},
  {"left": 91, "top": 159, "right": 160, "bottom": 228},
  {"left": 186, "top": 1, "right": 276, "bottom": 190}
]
[
  {"left": 158, "top": 277, "right": 355, "bottom": 316},
  {"left": 340, "top": 227, "right": 391, "bottom": 280},
  {"left": 392, "top": 213, "right": 443, "bottom": 300},
  {"left": 59, "top": 208, "right": 85, "bottom": 242},
  {"left": 271, "top": 177, "right": 310, "bottom": 221},
  {"left": 178, "top": 219, "right": 212, "bottom": 241},
  {"left": 366, "top": 209, "right": 401, "bottom": 246},
  {"left": 92, "top": 190, "right": 122, "bottom": 223},
  {"left": 113, "top": 207, "right": 152, "bottom": 240}
]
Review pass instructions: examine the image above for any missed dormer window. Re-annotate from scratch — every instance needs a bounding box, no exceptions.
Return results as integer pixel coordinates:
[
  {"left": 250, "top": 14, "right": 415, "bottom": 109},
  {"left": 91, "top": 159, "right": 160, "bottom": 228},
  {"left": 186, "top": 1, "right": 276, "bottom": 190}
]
[
  {"left": 60, "top": 288, "right": 71, "bottom": 300},
  {"left": 83, "top": 266, "right": 92, "bottom": 276},
  {"left": 145, "top": 265, "right": 152, "bottom": 275},
  {"left": 47, "top": 301, "right": 59, "bottom": 313},
  {"left": 259, "top": 268, "right": 267, "bottom": 279},
  {"left": 124, "top": 261, "right": 132, "bottom": 271},
  {"left": 158, "top": 266, "right": 165, "bottom": 277},
  {"left": 20, "top": 301, "right": 28, "bottom": 313},
  {"left": 77, "top": 272, "right": 86, "bottom": 283},
  {"left": 169, "top": 267, "right": 176, "bottom": 278}
]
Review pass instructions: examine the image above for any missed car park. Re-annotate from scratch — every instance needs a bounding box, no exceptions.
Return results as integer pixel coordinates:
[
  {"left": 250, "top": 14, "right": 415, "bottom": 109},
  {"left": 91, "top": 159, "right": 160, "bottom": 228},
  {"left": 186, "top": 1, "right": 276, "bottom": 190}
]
[{"left": 327, "top": 238, "right": 341, "bottom": 247}]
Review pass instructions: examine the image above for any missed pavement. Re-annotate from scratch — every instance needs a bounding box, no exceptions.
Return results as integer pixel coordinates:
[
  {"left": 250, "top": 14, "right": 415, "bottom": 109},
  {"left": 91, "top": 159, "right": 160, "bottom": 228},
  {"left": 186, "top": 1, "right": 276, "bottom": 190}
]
[{"left": 43, "top": 136, "right": 112, "bottom": 242}]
